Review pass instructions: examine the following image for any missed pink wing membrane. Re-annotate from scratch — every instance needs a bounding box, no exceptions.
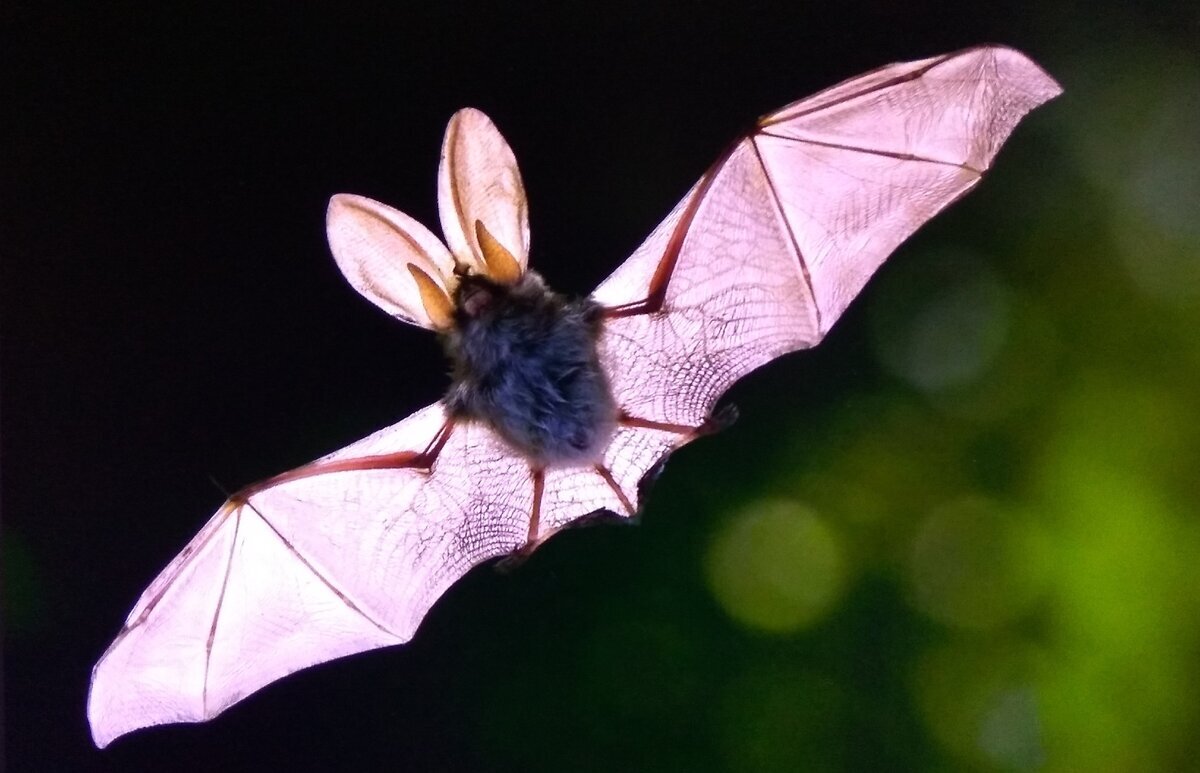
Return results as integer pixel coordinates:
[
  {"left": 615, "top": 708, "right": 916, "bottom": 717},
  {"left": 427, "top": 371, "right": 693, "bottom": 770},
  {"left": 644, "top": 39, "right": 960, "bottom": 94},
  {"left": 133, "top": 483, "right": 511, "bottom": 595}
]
[
  {"left": 593, "top": 140, "right": 824, "bottom": 428},
  {"left": 88, "top": 404, "right": 531, "bottom": 748},
  {"left": 769, "top": 46, "right": 1062, "bottom": 170},
  {"left": 595, "top": 45, "right": 1060, "bottom": 431},
  {"left": 598, "top": 425, "right": 682, "bottom": 515},
  {"left": 758, "top": 46, "right": 1061, "bottom": 330},
  {"left": 537, "top": 425, "right": 684, "bottom": 528},
  {"left": 88, "top": 407, "right": 670, "bottom": 745}
]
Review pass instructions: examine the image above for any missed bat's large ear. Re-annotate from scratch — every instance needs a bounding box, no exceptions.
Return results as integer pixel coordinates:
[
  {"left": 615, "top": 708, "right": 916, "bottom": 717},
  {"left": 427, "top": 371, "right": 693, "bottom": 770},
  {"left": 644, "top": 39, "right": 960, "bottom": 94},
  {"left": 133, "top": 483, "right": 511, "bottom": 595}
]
[
  {"left": 437, "top": 108, "right": 530, "bottom": 285},
  {"left": 326, "top": 194, "right": 457, "bottom": 330}
]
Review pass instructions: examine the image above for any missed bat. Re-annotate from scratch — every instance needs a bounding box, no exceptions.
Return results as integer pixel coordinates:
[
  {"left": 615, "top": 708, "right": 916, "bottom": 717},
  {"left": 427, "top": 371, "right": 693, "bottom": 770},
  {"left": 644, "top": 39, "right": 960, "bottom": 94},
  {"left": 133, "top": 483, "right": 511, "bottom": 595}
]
[{"left": 87, "top": 45, "right": 1061, "bottom": 747}]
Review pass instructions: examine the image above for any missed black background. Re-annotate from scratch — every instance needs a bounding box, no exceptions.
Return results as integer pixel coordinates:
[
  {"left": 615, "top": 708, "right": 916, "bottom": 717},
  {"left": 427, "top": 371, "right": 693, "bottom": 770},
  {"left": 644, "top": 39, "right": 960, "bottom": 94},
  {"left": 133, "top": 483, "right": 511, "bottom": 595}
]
[{"left": 6, "top": 2, "right": 1192, "bottom": 771}]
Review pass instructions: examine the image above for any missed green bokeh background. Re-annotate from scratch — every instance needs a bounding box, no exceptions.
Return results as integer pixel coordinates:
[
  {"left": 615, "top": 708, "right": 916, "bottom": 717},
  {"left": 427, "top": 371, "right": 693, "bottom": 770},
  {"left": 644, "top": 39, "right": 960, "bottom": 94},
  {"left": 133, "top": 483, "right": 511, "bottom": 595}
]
[
  {"left": 441, "top": 24, "right": 1200, "bottom": 772},
  {"left": 5, "top": 3, "right": 1199, "bottom": 771}
]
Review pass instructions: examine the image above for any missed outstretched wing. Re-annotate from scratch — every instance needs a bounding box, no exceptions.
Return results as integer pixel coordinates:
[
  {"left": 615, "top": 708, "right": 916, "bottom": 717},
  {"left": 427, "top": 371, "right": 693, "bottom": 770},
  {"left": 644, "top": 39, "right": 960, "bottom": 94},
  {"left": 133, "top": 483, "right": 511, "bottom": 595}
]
[
  {"left": 88, "top": 400, "right": 637, "bottom": 747},
  {"left": 592, "top": 46, "right": 1060, "bottom": 484},
  {"left": 88, "top": 405, "right": 513, "bottom": 747}
]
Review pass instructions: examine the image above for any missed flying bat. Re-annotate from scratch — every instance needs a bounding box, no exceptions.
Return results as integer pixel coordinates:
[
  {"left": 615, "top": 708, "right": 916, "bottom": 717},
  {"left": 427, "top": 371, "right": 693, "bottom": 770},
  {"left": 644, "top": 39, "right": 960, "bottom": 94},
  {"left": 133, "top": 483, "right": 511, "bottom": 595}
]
[{"left": 87, "top": 45, "right": 1061, "bottom": 747}]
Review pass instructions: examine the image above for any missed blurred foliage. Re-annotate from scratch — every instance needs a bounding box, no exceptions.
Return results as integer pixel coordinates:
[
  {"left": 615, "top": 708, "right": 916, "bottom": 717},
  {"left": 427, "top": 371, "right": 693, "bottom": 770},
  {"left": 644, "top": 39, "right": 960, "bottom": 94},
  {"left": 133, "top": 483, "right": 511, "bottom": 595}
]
[{"left": 464, "top": 20, "right": 1200, "bottom": 773}]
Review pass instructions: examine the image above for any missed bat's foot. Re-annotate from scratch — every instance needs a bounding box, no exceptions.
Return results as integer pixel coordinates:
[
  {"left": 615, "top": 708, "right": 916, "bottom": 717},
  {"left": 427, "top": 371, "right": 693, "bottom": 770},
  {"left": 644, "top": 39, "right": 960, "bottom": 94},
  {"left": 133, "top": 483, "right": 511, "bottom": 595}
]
[
  {"left": 495, "top": 539, "right": 542, "bottom": 573},
  {"left": 632, "top": 405, "right": 735, "bottom": 502},
  {"left": 637, "top": 456, "right": 669, "bottom": 502},
  {"left": 699, "top": 403, "right": 739, "bottom": 436}
]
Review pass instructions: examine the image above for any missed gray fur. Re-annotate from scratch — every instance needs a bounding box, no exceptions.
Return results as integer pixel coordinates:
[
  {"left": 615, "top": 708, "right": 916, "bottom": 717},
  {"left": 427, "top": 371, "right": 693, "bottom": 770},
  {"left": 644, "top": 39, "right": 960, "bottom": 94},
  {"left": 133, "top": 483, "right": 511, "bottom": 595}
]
[{"left": 441, "top": 271, "right": 617, "bottom": 467}]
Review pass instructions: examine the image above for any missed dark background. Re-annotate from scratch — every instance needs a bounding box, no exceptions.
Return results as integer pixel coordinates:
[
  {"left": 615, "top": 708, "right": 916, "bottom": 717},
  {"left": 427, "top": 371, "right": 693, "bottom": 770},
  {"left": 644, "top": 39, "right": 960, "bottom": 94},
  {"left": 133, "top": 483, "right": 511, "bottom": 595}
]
[{"left": 6, "top": 2, "right": 1199, "bottom": 771}]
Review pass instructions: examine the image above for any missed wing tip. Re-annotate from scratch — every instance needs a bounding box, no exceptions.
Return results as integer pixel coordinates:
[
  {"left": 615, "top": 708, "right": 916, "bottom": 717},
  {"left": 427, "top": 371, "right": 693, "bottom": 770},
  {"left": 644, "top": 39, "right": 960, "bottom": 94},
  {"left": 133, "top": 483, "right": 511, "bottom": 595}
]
[
  {"left": 86, "top": 670, "right": 127, "bottom": 750},
  {"left": 87, "top": 697, "right": 114, "bottom": 749},
  {"left": 962, "top": 43, "right": 1064, "bottom": 103}
]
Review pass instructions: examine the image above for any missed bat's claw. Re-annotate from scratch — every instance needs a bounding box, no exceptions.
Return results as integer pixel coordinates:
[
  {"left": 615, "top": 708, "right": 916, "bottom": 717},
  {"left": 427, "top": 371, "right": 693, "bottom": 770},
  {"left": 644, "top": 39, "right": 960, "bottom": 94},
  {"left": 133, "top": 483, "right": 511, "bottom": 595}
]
[
  {"left": 495, "top": 540, "right": 541, "bottom": 573},
  {"left": 699, "top": 403, "right": 739, "bottom": 436},
  {"left": 566, "top": 508, "right": 638, "bottom": 529},
  {"left": 636, "top": 456, "right": 669, "bottom": 503}
]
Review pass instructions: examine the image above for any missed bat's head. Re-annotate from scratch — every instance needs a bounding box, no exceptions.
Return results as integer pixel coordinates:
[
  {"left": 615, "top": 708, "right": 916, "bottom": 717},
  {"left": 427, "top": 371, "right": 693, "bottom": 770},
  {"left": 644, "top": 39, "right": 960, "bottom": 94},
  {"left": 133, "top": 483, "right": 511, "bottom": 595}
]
[
  {"left": 324, "top": 108, "right": 531, "bottom": 332},
  {"left": 324, "top": 108, "right": 616, "bottom": 466}
]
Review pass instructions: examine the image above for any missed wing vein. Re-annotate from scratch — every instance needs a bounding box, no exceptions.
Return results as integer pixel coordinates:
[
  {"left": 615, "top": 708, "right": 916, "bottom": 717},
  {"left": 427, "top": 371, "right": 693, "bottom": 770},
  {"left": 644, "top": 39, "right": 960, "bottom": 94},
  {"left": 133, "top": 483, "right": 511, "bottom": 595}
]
[
  {"left": 748, "top": 133, "right": 822, "bottom": 334},
  {"left": 756, "top": 130, "right": 982, "bottom": 173},
  {"left": 245, "top": 499, "right": 403, "bottom": 639},
  {"left": 761, "top": 52, "right": 951, "bottom": 124},
  {"left": 203, "top": 506, "right": 243, "bottom": 716}
]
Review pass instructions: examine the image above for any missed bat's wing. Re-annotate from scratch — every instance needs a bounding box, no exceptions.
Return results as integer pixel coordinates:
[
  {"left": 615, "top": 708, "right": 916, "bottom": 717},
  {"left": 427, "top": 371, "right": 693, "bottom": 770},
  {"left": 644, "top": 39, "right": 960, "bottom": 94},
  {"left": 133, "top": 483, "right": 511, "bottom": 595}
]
[
  {"left": 88, "top": 403, "right": 603, "bottom": 747},
  {"left": 592, "top": 45, "right": 1060, "bottom": 495},
  {"left": 90, "top": 404, "right": 651, "bottom": 747}
]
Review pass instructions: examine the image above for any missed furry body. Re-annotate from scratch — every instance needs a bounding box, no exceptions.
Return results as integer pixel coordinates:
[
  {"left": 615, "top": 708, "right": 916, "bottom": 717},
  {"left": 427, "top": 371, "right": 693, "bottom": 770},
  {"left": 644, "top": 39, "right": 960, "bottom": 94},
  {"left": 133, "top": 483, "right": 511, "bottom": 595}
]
[{"left": 442, "top": 272, "right": 616, "bottom": 466}]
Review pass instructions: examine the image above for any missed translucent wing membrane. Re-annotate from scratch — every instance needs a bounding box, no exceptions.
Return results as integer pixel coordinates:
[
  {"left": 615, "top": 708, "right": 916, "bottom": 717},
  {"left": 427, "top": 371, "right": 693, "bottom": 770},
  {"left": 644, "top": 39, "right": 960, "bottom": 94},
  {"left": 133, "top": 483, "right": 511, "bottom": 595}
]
[
  {"left": 766, "top": 46, "right": 1062, "bottom": 171},
  {"left": 89, "top": 45, "right": 1060, "bottom": 748},
  {"left": 594, "top": 143, "right": 823, "bottom": 427},
  {"left": 88, "top": 405, "right": 524, "bottom": 747},
  {"left": 594, "top": 45, "right": 1061, "bottom": 430},
  {"left": 87, "top": 405, "right": 650, "bottom": 747},
  {"left": 755, "top": 46, "right": 1062, "bottom": 328}
]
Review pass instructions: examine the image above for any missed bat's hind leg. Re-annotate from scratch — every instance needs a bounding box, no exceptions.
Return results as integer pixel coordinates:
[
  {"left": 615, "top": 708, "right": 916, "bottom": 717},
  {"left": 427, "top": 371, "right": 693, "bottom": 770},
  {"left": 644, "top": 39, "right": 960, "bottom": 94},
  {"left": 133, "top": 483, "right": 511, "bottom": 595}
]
[
  {"left": 593, "top": 463, "right": 635, "bottom": 515},
  {"left": 611, "top": 405, "right": 739, "bottom": 506},
  {"left": 501, "top": 467, "right": 548, "bottom": 566},
  {"left": 525, "top": 467, "right": 546, "bottom": 547}
]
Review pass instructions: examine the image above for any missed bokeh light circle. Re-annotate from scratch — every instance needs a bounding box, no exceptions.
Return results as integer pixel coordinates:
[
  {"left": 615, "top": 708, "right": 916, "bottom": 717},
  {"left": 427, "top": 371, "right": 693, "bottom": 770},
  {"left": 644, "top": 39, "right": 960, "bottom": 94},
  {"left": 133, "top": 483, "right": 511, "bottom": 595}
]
[
  {"left": 870, "top": 251, "right": 1010, "bottom": 394},
  {"left": 705, "top": 499, "right": 844, "bottom": 633},
  {"left": 913, "top": 640, "right": 1045, "bottom": 770},
  {"left": 908, "top": 496, "right": 1045, "bottom": 630}
]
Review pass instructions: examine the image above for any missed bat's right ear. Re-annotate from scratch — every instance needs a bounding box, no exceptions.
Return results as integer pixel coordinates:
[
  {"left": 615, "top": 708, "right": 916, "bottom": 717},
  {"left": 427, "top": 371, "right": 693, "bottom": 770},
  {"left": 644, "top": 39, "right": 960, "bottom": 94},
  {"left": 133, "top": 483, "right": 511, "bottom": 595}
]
[
  {"left": 437, "top": 108, "right": 530, "bottom": 284},
  {"left": 326, "top": 194, "right": 457, "bottom": 330}
]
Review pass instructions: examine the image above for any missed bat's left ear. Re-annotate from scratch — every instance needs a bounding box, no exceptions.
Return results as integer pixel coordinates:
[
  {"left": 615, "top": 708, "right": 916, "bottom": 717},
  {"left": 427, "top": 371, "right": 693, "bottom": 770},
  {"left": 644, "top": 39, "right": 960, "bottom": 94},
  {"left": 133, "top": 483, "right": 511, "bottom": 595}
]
[
  {"left": 326, "top": 194, "right": 458, "bottom": 330},
  {"left": 438, "top": 108, "right": 530, "bottom": 284}
]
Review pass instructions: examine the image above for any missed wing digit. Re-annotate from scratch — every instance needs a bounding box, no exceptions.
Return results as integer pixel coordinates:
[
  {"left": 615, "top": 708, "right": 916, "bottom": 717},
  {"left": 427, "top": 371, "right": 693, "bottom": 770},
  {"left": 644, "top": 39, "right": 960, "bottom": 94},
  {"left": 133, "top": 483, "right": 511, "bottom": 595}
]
[{"left": 752, "top": 45, "right": 1061, "bottom": 331}]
